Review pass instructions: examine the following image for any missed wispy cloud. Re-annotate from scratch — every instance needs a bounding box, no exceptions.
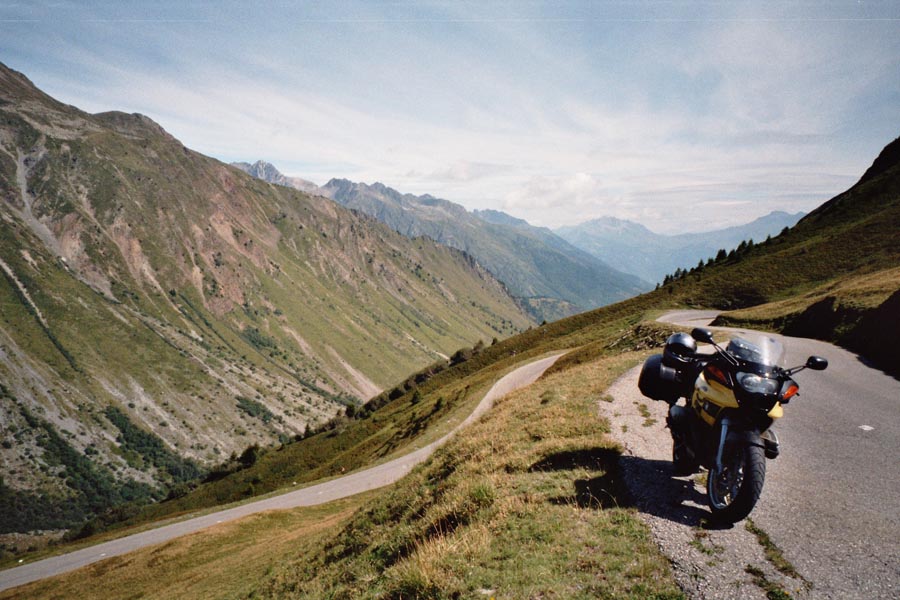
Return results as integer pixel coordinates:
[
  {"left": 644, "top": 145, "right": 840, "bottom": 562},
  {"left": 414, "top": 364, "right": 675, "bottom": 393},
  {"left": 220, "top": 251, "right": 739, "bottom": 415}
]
[{"left": 1, "top": 1, "right": 898, "bottom": 232}]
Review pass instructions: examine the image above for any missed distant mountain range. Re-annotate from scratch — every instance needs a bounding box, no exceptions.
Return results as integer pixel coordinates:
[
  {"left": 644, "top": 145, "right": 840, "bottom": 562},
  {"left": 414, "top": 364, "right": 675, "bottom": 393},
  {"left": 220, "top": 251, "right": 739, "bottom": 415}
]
[
  {"left": 234, "top": 163, "right": 651, "bottom": 322},
  {"left": 237, "top": 160, "right": 803, "bottom": 301},
  {"left": 555, "top": 211, "right": 805, "bottom": 284},
  {"left": 0, "top": 61, "right": 532, "bottom": 532}
]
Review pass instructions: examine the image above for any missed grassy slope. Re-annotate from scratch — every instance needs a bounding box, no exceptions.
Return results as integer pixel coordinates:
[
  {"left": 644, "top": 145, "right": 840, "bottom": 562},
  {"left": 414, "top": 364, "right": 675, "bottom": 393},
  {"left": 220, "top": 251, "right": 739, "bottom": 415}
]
[
  {"left": 665, "top": 136, "right": 900, "bottom": 310},
  {"left": 7, "top": 323, "right": 682, "bottom": 600},
  {"left": 254, "top": 348, "right": 681, "bottom": 600},
  {"left": 0, "top": 61, "right": 533, "bottom": 534}
]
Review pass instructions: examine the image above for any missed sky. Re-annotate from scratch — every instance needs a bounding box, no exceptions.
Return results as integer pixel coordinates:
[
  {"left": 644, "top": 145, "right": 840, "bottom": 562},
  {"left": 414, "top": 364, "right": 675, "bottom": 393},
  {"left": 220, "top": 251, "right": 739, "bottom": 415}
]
[{"left": 2, "top": 1, "right": 899, "bottom": 233}]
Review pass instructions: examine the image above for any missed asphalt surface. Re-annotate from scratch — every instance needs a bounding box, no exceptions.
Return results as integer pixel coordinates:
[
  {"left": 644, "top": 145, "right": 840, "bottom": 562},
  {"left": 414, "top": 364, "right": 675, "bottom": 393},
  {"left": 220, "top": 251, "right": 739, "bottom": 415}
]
[
  {"left": 609, "top": 310, "right": 899, "bottom": 599},
  {"left": 0, "top": 353, "right": 563, "bottom": 594}
]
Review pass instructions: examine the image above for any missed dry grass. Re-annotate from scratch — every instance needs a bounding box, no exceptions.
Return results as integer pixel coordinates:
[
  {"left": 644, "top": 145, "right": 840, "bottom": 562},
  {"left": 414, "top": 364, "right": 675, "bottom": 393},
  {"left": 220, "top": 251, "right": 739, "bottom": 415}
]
[
  {"left": 717, "top": 266, "right": 900, "bottom": 325},
  {"left": 0, "top": 493, "right": 372, "bottom": 600},
  {"left": 251, "top": 349, "right": 682, "bottom": 599}
]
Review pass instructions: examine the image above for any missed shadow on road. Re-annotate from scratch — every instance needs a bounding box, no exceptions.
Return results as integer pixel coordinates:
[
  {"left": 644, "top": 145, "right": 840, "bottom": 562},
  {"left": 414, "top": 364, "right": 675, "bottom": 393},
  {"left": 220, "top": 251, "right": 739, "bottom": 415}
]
[
  {"left": 617, "top": 455, "right": 734, "bottom": 530},
  {"left": 528, "top": 447, "right": 734, "bottom": 529},
  {"left": 529, "top": 448, "right": 629, "bottom": 510}
]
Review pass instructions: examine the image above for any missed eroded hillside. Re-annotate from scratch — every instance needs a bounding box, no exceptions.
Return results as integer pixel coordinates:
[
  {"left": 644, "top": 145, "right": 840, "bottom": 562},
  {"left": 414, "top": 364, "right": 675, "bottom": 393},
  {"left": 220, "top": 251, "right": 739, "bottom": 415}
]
[{"left": 0, "top": 62, "right": 531, "bottom": 534}]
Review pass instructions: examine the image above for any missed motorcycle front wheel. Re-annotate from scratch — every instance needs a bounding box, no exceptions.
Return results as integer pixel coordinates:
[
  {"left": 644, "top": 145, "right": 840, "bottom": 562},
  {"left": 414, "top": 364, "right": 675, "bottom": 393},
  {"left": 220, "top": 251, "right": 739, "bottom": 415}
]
[{"left": 707, "top": 443, "right": 766, "bottom": 523}]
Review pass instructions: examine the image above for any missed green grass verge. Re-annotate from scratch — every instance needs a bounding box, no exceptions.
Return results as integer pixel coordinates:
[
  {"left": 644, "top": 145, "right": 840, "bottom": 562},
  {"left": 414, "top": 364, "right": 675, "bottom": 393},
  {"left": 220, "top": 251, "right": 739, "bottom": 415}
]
[
  {"left": 6, "top": 328, "right": 684, "bottom": 599},
  {"left": 249, "top": 346, "right": 682, "bottom": 599}
]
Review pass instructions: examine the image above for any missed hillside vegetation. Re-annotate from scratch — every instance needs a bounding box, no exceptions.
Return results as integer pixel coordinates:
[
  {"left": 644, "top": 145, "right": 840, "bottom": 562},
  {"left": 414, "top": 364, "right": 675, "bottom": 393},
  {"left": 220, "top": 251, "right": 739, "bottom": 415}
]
[
  {"left": 246, "top": 171, "right": 650, "bottom": 322},
  {"left": 17, "top": 129, "right": 899, "bottom": 553},
  {"left": 64, "top": 127, "right": 899, "bottom": 535},
  {"left": 5, "top": 316, "right": 684, "bottom": 599},
  {"left": 0, "top": 62, "right": 531, "bottom": 538}
]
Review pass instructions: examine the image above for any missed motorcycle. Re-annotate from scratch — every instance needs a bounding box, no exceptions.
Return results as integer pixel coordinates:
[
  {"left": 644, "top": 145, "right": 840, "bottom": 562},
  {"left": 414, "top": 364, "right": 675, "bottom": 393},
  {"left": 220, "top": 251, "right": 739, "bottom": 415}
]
[{"left": 638, "top": 326, "right": 828, "bottom": 523}]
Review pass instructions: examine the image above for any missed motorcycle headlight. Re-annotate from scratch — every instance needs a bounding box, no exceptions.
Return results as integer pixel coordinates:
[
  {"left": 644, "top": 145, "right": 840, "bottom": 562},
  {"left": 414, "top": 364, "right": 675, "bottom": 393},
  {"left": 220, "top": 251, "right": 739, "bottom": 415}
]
[{"left": 736, "top": 372, "right": 780, "bottom": 395}]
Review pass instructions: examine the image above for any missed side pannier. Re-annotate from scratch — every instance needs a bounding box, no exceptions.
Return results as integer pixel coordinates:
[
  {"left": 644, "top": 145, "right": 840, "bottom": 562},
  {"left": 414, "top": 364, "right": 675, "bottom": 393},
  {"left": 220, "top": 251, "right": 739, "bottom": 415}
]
[{"left": 638, "top": 354, "right": 680, "bottom": 403}]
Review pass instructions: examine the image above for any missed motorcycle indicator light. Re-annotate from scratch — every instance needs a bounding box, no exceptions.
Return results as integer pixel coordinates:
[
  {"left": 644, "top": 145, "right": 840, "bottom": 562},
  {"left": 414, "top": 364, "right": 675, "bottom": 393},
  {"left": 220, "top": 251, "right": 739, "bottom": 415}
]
[
  {"left": 706, "top": 365, "right": 728, "bottom": 385},
  {"left": 782, "top": 384, "right": 799, "bottom": 400}
]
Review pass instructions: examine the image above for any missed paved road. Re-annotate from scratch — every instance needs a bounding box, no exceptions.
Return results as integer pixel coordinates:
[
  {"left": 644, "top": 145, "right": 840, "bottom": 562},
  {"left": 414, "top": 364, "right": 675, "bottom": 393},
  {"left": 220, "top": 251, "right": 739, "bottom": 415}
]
[
  {"left": 619, "top": 310, "right": 899, "bottom": 599},
  {"left": 0, "top": 353, "right": 563, "bottom": 593}
]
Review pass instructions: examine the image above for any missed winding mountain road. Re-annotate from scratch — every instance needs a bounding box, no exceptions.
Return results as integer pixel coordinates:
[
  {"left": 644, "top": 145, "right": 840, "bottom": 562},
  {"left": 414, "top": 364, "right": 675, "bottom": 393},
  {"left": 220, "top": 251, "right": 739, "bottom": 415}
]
[
  {"left": 0, "top": 353, "right": 563, "bottom": 594},
  {"left": 608, "top": 310, "right": 899, "bottom": 599}
]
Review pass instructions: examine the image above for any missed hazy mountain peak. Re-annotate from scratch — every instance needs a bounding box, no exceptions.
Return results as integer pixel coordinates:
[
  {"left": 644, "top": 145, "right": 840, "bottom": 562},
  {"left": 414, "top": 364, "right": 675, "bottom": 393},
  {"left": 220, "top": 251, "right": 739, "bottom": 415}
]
[
  {"left": 560, "top": 216, "right": 657, "bottom": 236},
  {"left": 472, "top": 209, "right": 529, "bottom": 227},
  {"left": 556, "top": 210, "right": 806, "bottom": 284},
  {"left": 231, "top": 160, "right": 319, "bottom": 193}
]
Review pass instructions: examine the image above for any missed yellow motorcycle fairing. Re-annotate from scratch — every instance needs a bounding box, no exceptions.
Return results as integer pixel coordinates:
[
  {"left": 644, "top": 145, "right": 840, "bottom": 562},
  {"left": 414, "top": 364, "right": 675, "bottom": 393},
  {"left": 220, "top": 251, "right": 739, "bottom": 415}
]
[
  {"left": 691, "top": 371, "right": 784, "bottom": 424},
  {"left": 691, "top": 371, "right": 737, "bottom": 426}
]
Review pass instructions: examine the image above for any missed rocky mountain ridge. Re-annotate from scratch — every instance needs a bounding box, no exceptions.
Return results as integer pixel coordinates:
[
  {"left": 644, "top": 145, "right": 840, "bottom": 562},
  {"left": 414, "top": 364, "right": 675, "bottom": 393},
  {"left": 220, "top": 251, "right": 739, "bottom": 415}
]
[
  {"left": 236, "top": 161, "right": 651, "bottom": 322},
  {"left": 0, "top": 62, "right": 532, "bottom": 534}
]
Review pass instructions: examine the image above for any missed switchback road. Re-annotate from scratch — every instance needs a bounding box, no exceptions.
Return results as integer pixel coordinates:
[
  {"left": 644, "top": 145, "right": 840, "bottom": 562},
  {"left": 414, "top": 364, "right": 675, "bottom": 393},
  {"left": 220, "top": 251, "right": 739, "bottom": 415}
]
[{"left": 0, "top": 353, "right": 563, "bottom": 593}]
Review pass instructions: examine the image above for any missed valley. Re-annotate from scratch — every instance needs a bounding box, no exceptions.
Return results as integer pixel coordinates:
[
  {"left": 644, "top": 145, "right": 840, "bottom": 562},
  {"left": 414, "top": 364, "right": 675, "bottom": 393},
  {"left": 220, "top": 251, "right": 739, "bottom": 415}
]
[
  {"left": 0, "top": 59, "right": 898, "bottom": 600},
  {"left": 0, "top": 62, "right": 532, "bottom": 540}
]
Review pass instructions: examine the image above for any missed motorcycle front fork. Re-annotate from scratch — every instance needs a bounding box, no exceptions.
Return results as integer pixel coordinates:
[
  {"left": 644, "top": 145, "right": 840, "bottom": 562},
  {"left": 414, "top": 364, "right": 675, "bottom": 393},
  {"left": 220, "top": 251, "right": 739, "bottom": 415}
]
[{"left": 714, "top": 417, "right": 732, "bottom": 474}]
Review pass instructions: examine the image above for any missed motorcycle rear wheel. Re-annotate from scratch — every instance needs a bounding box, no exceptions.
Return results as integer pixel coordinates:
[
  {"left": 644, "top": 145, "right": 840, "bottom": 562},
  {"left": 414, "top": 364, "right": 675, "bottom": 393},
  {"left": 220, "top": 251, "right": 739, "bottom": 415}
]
[{"left": 707, "top": 443, "right": 766, "bottom": 523}]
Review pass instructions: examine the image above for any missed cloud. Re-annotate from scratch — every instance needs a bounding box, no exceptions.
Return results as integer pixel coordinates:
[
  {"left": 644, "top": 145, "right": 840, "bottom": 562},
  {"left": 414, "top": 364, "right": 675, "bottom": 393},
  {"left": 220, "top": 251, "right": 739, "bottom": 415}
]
[
  {"left": 409, "top": 161, "right": 517, "bottom": 183},
  {"left": 2, "top": 1, "right": 897, "bottom": 234}
]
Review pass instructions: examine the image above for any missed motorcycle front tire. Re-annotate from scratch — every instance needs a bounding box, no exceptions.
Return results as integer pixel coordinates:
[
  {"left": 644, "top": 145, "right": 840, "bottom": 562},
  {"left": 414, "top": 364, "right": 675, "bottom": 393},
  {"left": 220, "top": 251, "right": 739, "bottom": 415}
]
[{"left": 707, "top": 443, "right": 766, "bottom": 523}]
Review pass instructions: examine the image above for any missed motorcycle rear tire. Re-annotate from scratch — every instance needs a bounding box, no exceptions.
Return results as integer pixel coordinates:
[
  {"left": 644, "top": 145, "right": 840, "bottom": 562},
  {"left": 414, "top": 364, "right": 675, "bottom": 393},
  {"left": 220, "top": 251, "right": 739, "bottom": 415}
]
[{"left": 707, "top": 443, "right": 766, "bottom": 523}]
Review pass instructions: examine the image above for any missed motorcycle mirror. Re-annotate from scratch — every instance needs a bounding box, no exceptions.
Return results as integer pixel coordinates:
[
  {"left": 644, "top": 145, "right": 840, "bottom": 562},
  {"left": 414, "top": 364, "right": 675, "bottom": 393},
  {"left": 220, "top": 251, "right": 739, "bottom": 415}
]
[
  {"left": 806, "top": 356, "right": 828, "bottom": 371},
  {"left": 691, "top": 327, "right": 714, "bottom": 344}
]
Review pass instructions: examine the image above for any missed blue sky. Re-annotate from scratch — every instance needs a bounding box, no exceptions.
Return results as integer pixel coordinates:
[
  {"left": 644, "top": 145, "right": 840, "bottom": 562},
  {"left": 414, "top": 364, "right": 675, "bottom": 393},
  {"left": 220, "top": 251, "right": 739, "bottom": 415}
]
[{"left": 2, "top": 1, "right": 899, "bottom": 233}]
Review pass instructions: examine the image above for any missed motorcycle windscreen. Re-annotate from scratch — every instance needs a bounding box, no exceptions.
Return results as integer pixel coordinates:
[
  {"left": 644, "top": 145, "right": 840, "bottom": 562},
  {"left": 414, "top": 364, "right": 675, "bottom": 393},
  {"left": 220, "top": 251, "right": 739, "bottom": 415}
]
[{"left": 724, "top": 334, "right": 785, "bottom": 369}]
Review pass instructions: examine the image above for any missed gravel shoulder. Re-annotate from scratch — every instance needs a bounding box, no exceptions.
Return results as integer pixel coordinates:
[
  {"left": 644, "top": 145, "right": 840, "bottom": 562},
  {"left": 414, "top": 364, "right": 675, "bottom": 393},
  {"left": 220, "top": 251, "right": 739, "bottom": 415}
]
[{"left": 605, "top": 367, "right": 810, "bottom": 600}]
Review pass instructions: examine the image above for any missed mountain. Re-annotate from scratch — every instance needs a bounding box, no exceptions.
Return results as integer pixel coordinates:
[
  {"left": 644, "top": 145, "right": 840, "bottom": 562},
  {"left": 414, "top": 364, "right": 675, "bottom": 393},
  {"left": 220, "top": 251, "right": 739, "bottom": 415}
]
[
  {"left": 12, "top": 134, "right": 899, "bottom": 598},
  {"left": 661, "top": 134, "right": 900, "bottom": 310},
  {"left": 232, "top": 162, "right": 650, "bottom": 322},
  {"left": 312, "top": 178, "right": 650, "bottom": 322},
  {"left": 318, "top": 178, "right": 653, "bottom": 322},
  {"left": 231, "top": 160, "right": 319, "bottom": 194},
  {"left": 556, "top": 211, "right": 805, "bottom": 284},
  {"left": 0, "top": 62, "right": 532, "bottom": 533}
]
